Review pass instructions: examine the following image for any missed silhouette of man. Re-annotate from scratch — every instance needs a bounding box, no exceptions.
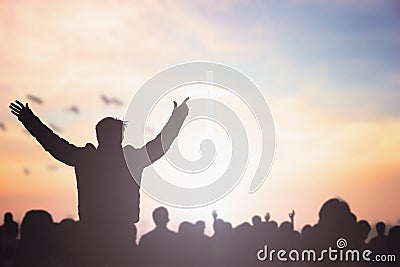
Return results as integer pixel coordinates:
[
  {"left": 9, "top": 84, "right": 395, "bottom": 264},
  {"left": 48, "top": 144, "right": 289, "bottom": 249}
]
[
  {"left": 139, "top": 207, "right": 178, "bottom": 267},
  {"left": 1, "top": 212, "right": 18, "bottom": 240},
  {"left": 9, "top": 98, "right": 189, "bottom": 265},
  {"left": 369, "top": 222, "right": 387, "bottom": 253},
  {"left": 0, "top": 212, "right": 19, "bottom": 266},
  {"left": 13, "top": 210, "right": 55, "bottom": 267}
]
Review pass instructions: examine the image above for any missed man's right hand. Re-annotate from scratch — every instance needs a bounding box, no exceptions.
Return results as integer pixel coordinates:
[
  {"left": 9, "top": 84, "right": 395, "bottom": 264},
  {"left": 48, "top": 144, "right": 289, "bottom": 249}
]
[{"left": 9, "top": 100, "right": 30, "bottom": 119}]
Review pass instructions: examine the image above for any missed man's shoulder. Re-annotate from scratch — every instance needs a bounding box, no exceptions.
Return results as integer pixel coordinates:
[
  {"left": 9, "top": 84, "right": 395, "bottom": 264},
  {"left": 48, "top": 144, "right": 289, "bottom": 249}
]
[
  {"left": 75, "top": 143, "right": 96, "bottom": 157},
  {"left": 83, "top": 143, "right": 96, "bottom": 150},
  {"left": 139, "top": 229, "right": 156, "bottom": 244},
  {"left": 69, "top": 143, "right": 96, "bottom": 166}
]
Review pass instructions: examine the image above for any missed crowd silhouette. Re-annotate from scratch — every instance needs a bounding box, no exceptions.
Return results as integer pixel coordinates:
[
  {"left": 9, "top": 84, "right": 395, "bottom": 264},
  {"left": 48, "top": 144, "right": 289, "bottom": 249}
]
[{"left": 0, "top": 198, "right": 399, "bottom": 266}]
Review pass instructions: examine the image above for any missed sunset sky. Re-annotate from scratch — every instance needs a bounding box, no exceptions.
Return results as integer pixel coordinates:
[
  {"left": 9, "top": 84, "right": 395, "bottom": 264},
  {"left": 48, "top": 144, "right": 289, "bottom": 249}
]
[{"left": 0, "top": 0, "right": 399, "bottom": 236}]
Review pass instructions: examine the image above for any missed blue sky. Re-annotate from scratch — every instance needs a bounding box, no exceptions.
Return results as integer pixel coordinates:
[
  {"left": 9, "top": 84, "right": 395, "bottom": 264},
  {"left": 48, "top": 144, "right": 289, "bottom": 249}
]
[{"left": 188, "top": 0, "right": 400, "bottom": 117}]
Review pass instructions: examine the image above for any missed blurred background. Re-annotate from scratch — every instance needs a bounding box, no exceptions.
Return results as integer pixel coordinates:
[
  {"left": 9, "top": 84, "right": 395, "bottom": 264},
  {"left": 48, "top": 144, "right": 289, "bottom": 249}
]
[{"left": 0, "top": 0, "right": 399, "bottom": 237}]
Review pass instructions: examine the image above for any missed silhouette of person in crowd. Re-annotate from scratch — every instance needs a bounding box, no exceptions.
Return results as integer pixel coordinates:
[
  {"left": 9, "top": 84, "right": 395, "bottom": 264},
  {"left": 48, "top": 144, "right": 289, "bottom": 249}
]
[
  {"left": 0, "top": 212, "right": 19, "bottom": 266},
  {"left": 210, "top": 210, "right": 234, "bottom": 267},
  {"left": 12, "top": 210, "right": 56, "bottom": 267},
  {"left": 355, "top": 220, "right": 371, "bottom": 249},
  {"left": 9, "top": 98, "right": 189, "bottom": 266},
  {"left": 139, "top": 207, "right": 178, "bottom": 267},
  {"left": 387, "top": 225, "right": 400, "bottom": 260},
  {"left": 251, "top": 215, "right": 262, "bottom": 228},
  {"left": 369, "top": 222, "right": 387, "bottom": 253},
  {"left": 0, "top": 212, "right": 18, "bottom": 240}
]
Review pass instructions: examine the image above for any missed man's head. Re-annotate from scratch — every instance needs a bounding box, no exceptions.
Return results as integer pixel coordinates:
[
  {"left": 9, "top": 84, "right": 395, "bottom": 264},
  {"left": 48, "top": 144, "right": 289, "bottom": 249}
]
[
  {"left": 4, "top": 212, "right": 13, "bottom": 223},
  {"left": 96, "top": 117, "right": 125, "bottom": 146},
  {"left": 376, "top": 222, "right": 386, "bottom": 235},
  {"left": 252, "top": 215, "right": 262, "bottom": 226},
  {"left": 152, "top": 207, "right": 169, "bottom": 228}
]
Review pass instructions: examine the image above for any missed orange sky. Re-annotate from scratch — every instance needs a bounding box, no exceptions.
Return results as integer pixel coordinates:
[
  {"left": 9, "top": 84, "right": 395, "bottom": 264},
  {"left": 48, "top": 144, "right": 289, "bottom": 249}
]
[{"left": 0, "top": 0, "right": 399, "bottom": 236}]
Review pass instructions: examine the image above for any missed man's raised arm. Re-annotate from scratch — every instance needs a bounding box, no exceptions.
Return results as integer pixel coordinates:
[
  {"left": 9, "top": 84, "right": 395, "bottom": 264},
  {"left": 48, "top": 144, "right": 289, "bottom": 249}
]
[
  {"left": 9, "top": 100, "right": 81, "bottom": 166},
  {"left": 140, "top": 97, "right": 189, "bottom": 167}
]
